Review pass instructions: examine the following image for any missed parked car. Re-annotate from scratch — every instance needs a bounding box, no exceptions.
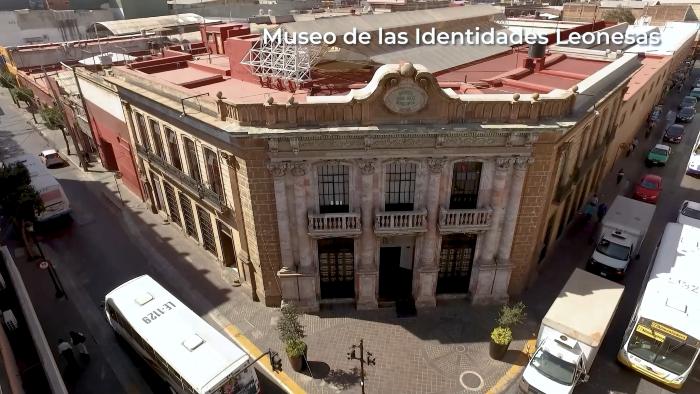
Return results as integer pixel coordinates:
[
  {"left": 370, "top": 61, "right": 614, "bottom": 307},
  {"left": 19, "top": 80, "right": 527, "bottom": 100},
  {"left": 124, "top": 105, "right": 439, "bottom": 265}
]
[
  {"left": 645, "top": 144, "right": 671, "bottom": 167},
  {"left": 663, "top": 123, "right": 686, "bottom": 143},
  {"left": 690, "top": 88, "right": 700, "bottom": 99},
  {"left": 678, "top": 200, "right": 700, "bottom": 228},
  {"left": 679, "top": 95, "right": 698, "bottom": 109},
  {"left": 676, "top": 106, "right": 696, "bottom": 123},
  {"left": 633, "top": 174, "right": 663, "bottom": 205},
  {"left": 688, "top": 143, "right": 700, "bottom": 176},
  {"left": 39, "top": 149, "right": 64, "bottom": 168}
]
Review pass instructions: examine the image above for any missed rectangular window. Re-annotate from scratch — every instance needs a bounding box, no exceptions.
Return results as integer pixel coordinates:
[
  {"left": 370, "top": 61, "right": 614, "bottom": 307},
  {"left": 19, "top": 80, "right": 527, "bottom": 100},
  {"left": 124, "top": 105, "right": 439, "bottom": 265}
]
[
  {"left": 149, "top": 119, "right": 166, "bottom": 159},
  {"left": 163, "top": 182, "right": 181, "bottom": 226},
  {"left": 203, "top": 148, "right": 223, "bottom": 196},
  {"left": 183, "top": 138, "right": 202, "bottom": 183},
  {"left": 165, "top": 127, "right": 182, "bottom": 171},
  {"left": 196, "top": 206, "right": 216, "bottom": 254},
  {"left": 179, "top": 193, "right": 198, "bottom": 239},
  {"left": 318, "top": 164, "right": 350, "bottom": 214},
  {"left": 384, "top": 162, "right": 416, "bottom": 211},
  {"left": 135, "top": 112, "right": 150, "bottom": 151},
  {"left": 449, "top": 162, "right": 482, "bottom": 210}
]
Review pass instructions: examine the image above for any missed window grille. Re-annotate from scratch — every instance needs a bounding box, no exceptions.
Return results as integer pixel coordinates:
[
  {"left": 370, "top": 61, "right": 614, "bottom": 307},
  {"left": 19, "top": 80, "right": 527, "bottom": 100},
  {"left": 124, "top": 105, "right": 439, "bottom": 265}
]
[
  {"left": 449, "top": 162, "right": 482, "bottom": 210},
  {"left": 203, "top": 148, "right": 223, "bottom": 196},
  {"left": 318, "top": 163, "right": 349, "bottom": 213},
  {"left": 183, "top": 138, "right": 202, "bottom": 183},
  {"left": 149, "top": 119, "right": 166, "bottom": 160},
  {"left": 163, "top": 182, "right": 181, "bottom": 226},
  {"left": 196, "top": 206, "right": 216, "bottom": 254},
  {"left": 179, "top": 193, "right": 198, "bottom": 239},
  {"left": 165, "top": 128, "right": 183, "bottom": 171},
  {"left": 384, "top": 162, "right": 416, "bottom": 211}
]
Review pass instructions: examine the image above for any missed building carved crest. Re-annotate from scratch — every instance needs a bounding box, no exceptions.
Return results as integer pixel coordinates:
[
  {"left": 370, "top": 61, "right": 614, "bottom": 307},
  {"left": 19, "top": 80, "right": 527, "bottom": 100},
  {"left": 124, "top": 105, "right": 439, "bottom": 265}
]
[
  {"left": 427, "top": 158, "right": 447, "bottom": 173},
  {"left": 291, "top": 161, "right": 308, "bottom": 176},
  {"left": 495, "top": 157, "right": 515, "bottom": 170},
  {"left": 357, "top": 159, "right": 377, "bottom": 175},
  {"left": 515, "top": 157, "right": 535, "bottom": 170},
  {"left": 267, "top": 161, "right": 289, "bottom": 177}
]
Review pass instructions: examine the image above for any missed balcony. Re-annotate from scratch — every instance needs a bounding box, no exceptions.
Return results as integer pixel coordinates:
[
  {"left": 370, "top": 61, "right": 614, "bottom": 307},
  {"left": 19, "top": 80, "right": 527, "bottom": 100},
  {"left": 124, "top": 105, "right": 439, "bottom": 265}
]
[
  {"left": 135, "top": 144, "right": 227, "bottom": 213},
  {"left": 374, "top": 209, "right": 427, "bottom": 235},
  {"left": 438, "top": 208, "right": 493, "bottom": 234},
  {"left": 308, "top": 212, "right": 361, "bottom": 238}
]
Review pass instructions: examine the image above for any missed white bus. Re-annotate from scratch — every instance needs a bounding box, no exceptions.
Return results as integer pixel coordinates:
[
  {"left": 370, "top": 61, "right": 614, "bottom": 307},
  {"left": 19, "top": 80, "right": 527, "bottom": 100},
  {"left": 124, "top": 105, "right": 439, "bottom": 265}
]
[
  {"left": 617, "top": 223, "right": 700, "bottom": 389},
  {"left": 104, "top": 275, "right": 260, "bottom": 394},
  {"left": 3, "top": 154, "right": 70, "bottom": 222}
]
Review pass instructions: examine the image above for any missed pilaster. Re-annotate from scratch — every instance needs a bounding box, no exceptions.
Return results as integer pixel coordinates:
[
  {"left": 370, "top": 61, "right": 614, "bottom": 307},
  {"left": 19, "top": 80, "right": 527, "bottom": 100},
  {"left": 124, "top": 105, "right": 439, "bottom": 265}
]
[
  {"left": 356, "top": 158, "right": 378, "bottom": 310},
  {"left": 291, "top": 161, "right": 318, "bottom": 311}
]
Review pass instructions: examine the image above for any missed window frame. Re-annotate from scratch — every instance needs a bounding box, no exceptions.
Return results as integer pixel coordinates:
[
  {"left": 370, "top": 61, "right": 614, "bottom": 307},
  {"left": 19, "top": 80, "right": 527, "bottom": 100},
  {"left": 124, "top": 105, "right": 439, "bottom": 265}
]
[
  {"left": 165, "top": 127, "right": 183, "bottom": 171},
  {"left": 203, "top": 147, "right": 223, "bottom": 196},
  {"left": 182, "top": 137, "right": 202, "bottom": 183},
  {"left": 134, "top": 112, "right": 150, "bottom": 151},
  {"left": 384, "top": 161, "right": 417, "bottom": 212},
  {"left": 449, "top": 161, "right": 482, "bottom": 210},
  {"left": 148, "top": 118, "right": 166, "bottom": 160},
  {"left": 317, "top": 163, "right": 350, "bottom": 214}
]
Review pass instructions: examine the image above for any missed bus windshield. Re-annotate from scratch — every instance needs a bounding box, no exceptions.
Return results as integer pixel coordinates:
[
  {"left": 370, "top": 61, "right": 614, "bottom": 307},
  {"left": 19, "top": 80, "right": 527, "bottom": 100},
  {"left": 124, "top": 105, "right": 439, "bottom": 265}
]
[
  {"left": 530, "top": 348, "right": 577, "bottom": 386},
  {"left": 627, "top": 325, "right": 699, "bottom": 376}
]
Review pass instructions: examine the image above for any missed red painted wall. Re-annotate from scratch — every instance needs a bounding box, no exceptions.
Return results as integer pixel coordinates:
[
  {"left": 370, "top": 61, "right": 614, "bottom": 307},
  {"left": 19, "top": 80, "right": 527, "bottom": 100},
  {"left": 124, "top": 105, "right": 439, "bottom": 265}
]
[{"left": 84, "top": 99, "right": 143, "bottom": 199}]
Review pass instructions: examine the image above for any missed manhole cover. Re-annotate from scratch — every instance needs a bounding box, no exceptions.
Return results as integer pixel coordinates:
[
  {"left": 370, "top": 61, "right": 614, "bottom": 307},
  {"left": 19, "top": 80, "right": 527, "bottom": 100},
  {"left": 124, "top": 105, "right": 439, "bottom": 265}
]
[
  {"left": 455, "top": 345, "right": 466, "bottom": 352},
  {"left": 459, "top": 371, "right": 484, "bottom": 391}
]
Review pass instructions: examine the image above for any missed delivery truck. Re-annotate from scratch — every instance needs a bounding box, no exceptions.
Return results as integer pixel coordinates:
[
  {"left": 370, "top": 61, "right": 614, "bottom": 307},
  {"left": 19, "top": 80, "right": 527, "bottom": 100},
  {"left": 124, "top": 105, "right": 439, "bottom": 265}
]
[
  {"left": 519, "top": 269, "right": 624, "bottom": 394},
  {"left": 586, "top": 196, "right": 655, "bottom": 280}
]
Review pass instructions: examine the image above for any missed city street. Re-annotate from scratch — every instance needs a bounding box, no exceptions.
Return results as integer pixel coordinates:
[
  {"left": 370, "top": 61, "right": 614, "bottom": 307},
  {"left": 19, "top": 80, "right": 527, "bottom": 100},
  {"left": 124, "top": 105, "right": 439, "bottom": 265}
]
[{"left": 512, "top": 68, "right": 700, "bottom": 394}]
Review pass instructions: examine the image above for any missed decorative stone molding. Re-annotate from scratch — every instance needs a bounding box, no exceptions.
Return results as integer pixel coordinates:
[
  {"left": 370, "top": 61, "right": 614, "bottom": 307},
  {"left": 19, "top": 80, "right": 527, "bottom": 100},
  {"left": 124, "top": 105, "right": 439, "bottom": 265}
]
[
  {"left": 268, "top": 138, "right": 279, "bottom": 153},
  {"left": 290, "top": 161, "right": 308, "bottom": 176},
  {"left": 495, "top": 157, "right": 515, "bottom": 171},
  {"left": 364, "top": 136, "right": 372, "bottom": 151},
  {"left": 357, "top": 158, "right": 377, "bottom": 175},
  {"left": 267, "top": 162, "right": 289, "bottom": 177},
  {"left": 514, "top": 157, "right": 535, "bottom": 170},
  {"left": 289, "top": 138, "right": 300, "bottom": 154},
  {"left": 427, "top": 157, "right": 447, "bottom": 173},
  {"left": 525, "top": 133, "right": 539, "bottom": 147},
  {"left": 435, "top": 135, "right": 445, "bottom": 148}
]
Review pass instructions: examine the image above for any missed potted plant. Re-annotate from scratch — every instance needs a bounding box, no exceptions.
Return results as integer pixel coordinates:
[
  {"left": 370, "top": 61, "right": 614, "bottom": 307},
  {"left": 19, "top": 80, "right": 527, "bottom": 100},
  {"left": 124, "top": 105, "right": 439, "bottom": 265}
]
[
  {"left": 489, "top": 302, "right": 527, "bottom": 360},
  {"left": 277, "top": 303, "right": 307, "bottom": 372}
]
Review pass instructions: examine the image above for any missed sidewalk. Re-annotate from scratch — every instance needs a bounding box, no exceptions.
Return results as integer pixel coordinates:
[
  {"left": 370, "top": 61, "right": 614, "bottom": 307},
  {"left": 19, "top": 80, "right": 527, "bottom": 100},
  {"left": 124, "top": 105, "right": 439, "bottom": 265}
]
[{"left": 7, "top": 90, "right": 540, "bottom": 393}]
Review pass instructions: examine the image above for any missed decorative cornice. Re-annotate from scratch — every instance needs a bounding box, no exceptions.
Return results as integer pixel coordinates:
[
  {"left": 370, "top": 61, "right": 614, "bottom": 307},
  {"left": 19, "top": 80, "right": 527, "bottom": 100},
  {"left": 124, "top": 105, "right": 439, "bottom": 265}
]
[
  {"left": 514, "top": 157, "right": 535, "bottom": 170},
  {"left": 267, "top": 162, "right": 289, "bottom": 177},
  {"left": 495, "top": 157, "right": 515, "bottom": 171},
  {"left": 357, "top": 158, "right": 377, "bottom": 175},
  {"left": 290, "top": 161, "right": 308, "bottom": 176},
  {"left": 427, "top": 157, "right": 447, "bottom": 173}
]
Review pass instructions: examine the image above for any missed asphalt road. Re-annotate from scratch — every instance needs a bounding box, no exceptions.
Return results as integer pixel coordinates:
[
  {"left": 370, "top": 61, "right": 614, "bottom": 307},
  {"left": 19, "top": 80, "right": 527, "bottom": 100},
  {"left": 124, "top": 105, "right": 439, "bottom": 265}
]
[
  {"left": 0, "top": 94, "right": 284, "bottom": 393},
  {"left": 511, "top": 69, "right": 700, "bottom": 394}
]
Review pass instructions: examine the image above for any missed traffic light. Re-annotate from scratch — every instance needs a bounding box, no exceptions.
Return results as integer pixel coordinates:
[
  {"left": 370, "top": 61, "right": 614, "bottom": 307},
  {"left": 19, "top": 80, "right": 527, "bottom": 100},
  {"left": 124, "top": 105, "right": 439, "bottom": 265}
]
[{"left": 270, "top": 350, "right": 283, "bottom": 372}]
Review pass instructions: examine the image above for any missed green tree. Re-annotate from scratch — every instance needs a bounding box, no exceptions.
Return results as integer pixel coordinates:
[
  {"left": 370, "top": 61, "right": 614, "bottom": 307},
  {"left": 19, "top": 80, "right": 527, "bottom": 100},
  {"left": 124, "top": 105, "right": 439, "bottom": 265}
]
[
  {"left": 603, "top": 8, "right": 636, "bottom": 24},
  {"left": 0, "top": 163, "right": 44, "bottom": 224},
  {"left": 0, "top": 71, "right": 16, "bottom": 89},
  {"left": 39, "top": 105, "right": 72, "bottom": 155}
]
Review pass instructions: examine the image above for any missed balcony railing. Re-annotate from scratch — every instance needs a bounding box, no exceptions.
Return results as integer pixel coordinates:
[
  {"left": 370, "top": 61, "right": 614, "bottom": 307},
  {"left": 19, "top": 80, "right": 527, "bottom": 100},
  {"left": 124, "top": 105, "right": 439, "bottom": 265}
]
[
  {"left": 135, "top": 144, "right": 226, "bottom": 212},
  {"left": 374, "top": 209, "right": 427, "bottom": 235},
  {"left": 438, "top": 208, "right": 493, "bottom": 233},
  {"left": 308, "top": 212, "right": 361, "bottom": 238}
]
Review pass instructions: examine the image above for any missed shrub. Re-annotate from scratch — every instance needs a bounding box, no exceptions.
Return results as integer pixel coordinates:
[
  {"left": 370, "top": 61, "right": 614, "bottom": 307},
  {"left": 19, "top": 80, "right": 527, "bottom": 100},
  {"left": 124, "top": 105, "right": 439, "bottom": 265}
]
[
  {"left": 285, "top": 338, "right": 307, "bottom": 357},
  {"left": 277, "top": 303, "right": 305, "bottom": 345},
  {"left": 491, "top": 327, "right": 513, "bottom": 345},
  {"left": 497, "top": 302, "right": 527, "bottom": 328}
]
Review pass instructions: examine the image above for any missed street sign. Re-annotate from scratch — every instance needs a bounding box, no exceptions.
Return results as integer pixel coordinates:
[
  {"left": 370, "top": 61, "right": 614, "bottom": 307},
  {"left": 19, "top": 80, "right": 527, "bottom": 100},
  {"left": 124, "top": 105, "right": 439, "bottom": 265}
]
[{"left": 39, "top": 261, "right": 49, "bottom": 270}]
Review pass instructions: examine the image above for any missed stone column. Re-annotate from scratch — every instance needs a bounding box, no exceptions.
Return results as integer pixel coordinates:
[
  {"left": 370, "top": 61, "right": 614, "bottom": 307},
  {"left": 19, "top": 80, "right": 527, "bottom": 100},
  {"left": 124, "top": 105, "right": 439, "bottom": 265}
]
[
  {"left": 356, "top": 158, "right": 378, "bottom": 310},
  {"left": 472, "top": 157, "right": 513, "bottom": 304},
  {"left": 291, "top": 161, "right": 318, "bottom": 311},
  {"left": 415, "top": 157, "right": 446, "bottom": 308},
  {"left": 270, "top": 162, "right": 300, "bottom": 304},
  {"left": 491, "top": 157, "right": 532, "bottom": 302}
]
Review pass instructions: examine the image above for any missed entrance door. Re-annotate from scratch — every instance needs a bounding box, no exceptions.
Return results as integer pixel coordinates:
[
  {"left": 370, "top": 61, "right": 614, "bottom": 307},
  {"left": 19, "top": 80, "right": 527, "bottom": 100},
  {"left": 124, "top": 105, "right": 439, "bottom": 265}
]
[
  {"left": 217, "top": 221, "right": 237, "bottom": 268},
  {"left": 436, "top": 234, "right": 477, "bottom": 294},
  {"left": 318, "top": 238, "right": 355, "bottom": 299},
  {"left": 378, "top": 246, "right": 414, "bottom": 302}
]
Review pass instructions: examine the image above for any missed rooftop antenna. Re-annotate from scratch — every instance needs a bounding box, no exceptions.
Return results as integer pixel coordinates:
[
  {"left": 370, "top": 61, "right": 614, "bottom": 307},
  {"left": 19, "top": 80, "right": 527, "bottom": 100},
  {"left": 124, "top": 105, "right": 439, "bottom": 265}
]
[{"left": 93, "top": 23, "right": 103, "bottom": 57}]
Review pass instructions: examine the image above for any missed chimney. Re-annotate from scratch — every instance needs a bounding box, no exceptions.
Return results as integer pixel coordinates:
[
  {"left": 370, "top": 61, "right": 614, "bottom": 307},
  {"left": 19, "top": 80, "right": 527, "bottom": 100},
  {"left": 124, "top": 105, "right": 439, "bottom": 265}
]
[{"left": 523, "top": 43, "right": 547, "bottom": 71}]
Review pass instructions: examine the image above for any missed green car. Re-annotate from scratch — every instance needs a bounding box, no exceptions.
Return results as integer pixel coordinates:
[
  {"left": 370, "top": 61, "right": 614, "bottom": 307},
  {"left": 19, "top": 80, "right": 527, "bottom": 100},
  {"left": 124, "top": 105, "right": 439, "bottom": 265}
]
[{"left": 646, "top": 144, "right": 671, "bottom": 167}]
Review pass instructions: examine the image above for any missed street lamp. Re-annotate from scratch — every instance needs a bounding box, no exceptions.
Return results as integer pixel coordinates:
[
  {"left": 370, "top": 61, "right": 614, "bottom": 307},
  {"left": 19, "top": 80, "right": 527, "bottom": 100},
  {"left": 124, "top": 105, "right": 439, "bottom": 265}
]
[
  {"left": 39, "top": 260, "right": 67, "bottom": 300},
  {"left": 347, "top": 339, "right": 376, "bottom": 394}
]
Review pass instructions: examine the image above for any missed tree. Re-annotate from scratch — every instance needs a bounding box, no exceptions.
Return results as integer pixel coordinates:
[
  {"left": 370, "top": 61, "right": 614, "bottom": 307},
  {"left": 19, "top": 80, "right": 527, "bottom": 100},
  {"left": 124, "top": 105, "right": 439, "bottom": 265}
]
[
  {"left": 603, "top": 8, "right": 636, "bottom": 24},
  {"left": 0, "top": 71, "right": 16, "bottom": 89},
  {"left": 0, "top": 163, "right": 44, "bottom": 225},
  {"left": 40, "top": 105, "right": 72, "bottom": 155}
]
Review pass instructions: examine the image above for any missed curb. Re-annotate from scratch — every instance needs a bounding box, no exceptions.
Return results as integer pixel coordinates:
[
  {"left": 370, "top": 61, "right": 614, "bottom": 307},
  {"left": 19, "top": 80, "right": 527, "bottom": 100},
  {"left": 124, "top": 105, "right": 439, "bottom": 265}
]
[
  {"left": 485, "top": 338, "right": 536, "bottom": 394},
  {"left": 223, "top": 324, "right": 306, "bottom": 394}
]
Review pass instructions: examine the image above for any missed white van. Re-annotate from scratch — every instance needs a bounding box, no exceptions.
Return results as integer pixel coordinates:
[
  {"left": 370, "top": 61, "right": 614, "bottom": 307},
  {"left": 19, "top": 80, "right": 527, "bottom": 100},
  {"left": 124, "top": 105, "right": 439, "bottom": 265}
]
[{"left": 3, "top": 154, "right": 71, "bottom": 222}]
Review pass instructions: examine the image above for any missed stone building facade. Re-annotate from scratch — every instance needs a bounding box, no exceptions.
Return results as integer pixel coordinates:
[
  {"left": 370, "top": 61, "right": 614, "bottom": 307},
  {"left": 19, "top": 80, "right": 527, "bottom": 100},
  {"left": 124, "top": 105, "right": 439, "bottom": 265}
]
[{"left": 107, "top": 57, "right": 634, "bottom": 310}]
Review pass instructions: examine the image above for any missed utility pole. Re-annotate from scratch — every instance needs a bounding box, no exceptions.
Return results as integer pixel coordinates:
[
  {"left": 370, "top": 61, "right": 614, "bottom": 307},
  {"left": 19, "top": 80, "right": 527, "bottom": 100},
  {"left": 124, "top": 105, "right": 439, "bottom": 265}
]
[{"left": 347, "top": 339, "right": 376, "bottom": 394}]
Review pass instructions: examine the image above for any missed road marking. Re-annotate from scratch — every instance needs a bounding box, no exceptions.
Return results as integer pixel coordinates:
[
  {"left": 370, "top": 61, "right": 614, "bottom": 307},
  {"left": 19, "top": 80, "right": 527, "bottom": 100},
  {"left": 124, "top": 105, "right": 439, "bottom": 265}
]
[
  {"left": 223, "top": 324, "right": 306, "bottom": 394},
  {"left": 485, "top": 338, "right": 537, "bottom": 394}
]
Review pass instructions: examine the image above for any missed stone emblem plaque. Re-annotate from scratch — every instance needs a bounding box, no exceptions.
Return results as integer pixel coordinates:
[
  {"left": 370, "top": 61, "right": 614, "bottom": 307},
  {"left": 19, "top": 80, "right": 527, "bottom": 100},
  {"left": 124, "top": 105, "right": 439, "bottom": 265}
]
[{"left": 384, "top": 82, "right": 428, "bottom": 114}]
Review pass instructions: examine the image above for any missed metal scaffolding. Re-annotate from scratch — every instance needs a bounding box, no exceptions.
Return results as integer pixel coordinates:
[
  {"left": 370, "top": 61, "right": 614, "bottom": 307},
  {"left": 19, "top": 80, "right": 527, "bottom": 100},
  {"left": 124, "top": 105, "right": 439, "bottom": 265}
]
[{"left": 241, "top": 27, "right": 329, "bottom": 83}]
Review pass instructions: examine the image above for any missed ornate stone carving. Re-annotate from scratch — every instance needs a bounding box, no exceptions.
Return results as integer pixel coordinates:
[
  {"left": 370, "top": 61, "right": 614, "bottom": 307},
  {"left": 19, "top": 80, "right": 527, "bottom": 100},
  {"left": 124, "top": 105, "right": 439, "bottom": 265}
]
[
  {"left": 364, "top": 136, "right": 372, "bottom": 151},
  {"left": 495, "top": 157, "right": 515, "bottom": 171},
  {"left": 435, "top": 135, "right": 445, "bottom": 148},
  {"left": 525, "top": 133, "right": 539, "bottom": 147},
  {"left": 515, "top": 157, "right": 534, "bottom": 170},
  {"left": 290, "top": 161, "right": 308, "bottom": 176},
  {"left": 357, "top": 159, "right": 377, "bottom": 175},
  {"left": 268, "top": 138, "right": 279, "bottom": 153},
  {"left": 383, "top": 81, "right": 428, "bottom": 114},
  {"left": 427, "top": 158, "right": 447, "bottom": 173},
  {"left": 289, "top": 138, "right": 300, "bottom": 154},
  {"left": 267, "top": 162, "right": 289, "bottom": 177}
]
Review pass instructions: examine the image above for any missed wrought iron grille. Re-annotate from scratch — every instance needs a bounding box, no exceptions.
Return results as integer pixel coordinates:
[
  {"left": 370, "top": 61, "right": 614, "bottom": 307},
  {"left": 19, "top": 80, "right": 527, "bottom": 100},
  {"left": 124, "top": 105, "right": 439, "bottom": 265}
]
[
  {"left": 165, "top": 127, "right": 182, "bottom": 171},
  {"left": 163, "top": 182, "right": 181, "bottom": 226},
  {"left": 449, "top": 162, "right": 482, "bottom": 210},
  {"left": 437, "top": 234, "right": 477, "bottom": 294},
  {"left": 196, "top": 206, "right": 216, "bottom": 255},
  {"left": 318, "top": 164, "right": 350, "bottom": 214},
  {"left": 318, "top": 238, "right": 355, "bottom": 299},
  {"left": 179, "top": 193, "right": 198, "bottom": 239},
  {"left": 183, "top": 137, "right": 202, "bottom": 183},
  {"left": 149, "top": 119, "right": 166, "bottom": 160},
  {"left": 384, "top": 162, "right": 417, "bottom": 211}
]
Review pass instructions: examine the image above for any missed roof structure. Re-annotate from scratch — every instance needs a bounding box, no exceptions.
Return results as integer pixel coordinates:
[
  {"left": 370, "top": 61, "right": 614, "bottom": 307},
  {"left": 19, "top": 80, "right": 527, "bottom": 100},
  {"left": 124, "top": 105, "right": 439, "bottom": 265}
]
[
  {"left": 87, "top": 13, "right": 211, "bottom": 36},
  {"left": 79, "top": 52, "right": 137, "bottom": 66}
]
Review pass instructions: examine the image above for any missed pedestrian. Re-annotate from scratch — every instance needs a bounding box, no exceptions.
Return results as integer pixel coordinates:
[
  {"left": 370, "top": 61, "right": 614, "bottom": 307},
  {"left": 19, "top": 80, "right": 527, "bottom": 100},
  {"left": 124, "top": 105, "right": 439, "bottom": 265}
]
[
  {"left": 617, "top": 168, "right": 625, "bottom": 185},
  {"left": 583, "top": 200, "right": 596, "bottom": 223},
  {"left": 57, "top": 338, "right": 78, "bottom": 372},
  {"left": 597, "top": 203, "right": 608, "bottom": 222},
  {"left": 590, "top": 194, "right": 599, "bottom": 207},
  {"left": 70, "top": 330, "right": 90, "bottom": 363}
]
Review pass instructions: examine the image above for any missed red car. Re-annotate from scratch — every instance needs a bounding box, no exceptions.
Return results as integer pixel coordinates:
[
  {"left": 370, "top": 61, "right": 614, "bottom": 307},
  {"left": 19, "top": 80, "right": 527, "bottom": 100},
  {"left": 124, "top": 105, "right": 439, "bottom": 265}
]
[{"left": 633, "top": 174, "right": 663, "bottom": 204}]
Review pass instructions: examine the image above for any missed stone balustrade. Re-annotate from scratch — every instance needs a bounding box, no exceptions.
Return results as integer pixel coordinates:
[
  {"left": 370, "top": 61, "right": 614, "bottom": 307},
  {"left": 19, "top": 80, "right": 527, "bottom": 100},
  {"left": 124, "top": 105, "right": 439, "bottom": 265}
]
[
  {"left": 374, "top": 209, "right": 428, "bottom": 235},
  {"left": 308, "top": 212, "right": 362, "bottom": 238},
  {"left": 438, "top": 207, "right": 493, "bottom": 234}
]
